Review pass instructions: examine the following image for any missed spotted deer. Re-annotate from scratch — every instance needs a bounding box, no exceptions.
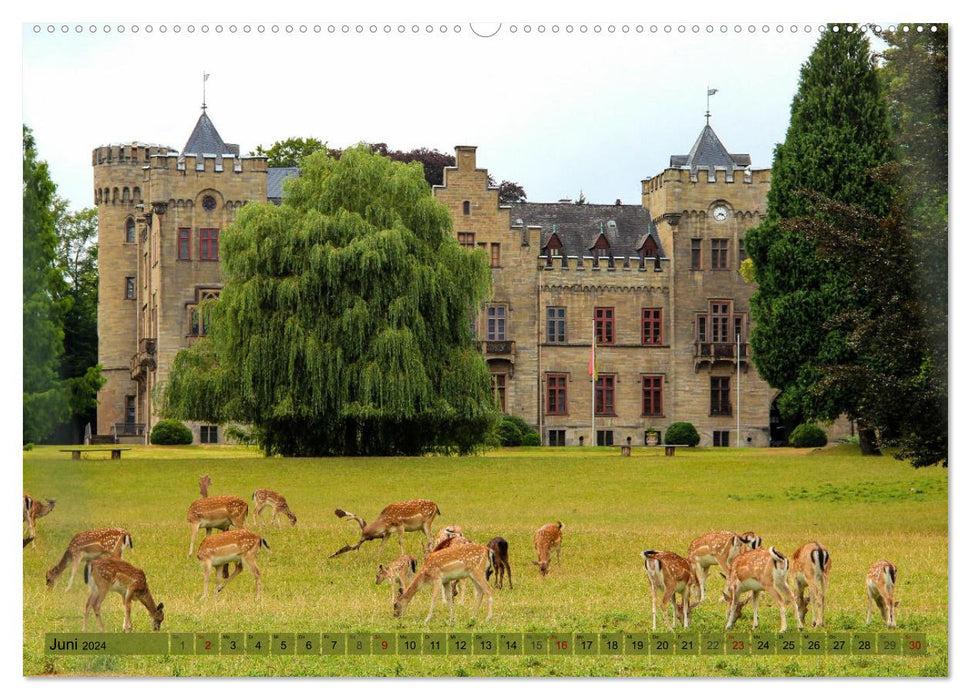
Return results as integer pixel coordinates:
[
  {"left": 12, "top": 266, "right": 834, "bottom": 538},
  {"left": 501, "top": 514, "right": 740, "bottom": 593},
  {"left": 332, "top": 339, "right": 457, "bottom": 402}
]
[
  {"left": 196, "top": 529, "right": 270, "bottom": 600},
  {"left": 393, "top": 542, "right": 495, "bottom": 623},
  {"left": 375, "top": 554, "right": 418, "bottom": 605},
  {"left": 725, "top": 546, "right": 801, "bottom": 633},
  {"left": 865, "top": 560, "right": 899, "bottom": 628},
  {"left": 687, "top": 530, "right": 761, "bottom": 602},
  {"left": 641, "top": 550, "right": 701, "bottom": 630},
  {"left": 46, "top": 528, "right": 134, "bottom": 591},
  {"left": 486, "top": 537, "right": 512, "bottom": 590},
  {"left": 330, "top": 499, "right": 440, "bottom": 558},
  {"left": 23, "top": 494, "right": 56, "bottom": 548},
  {"left": 790, "top": 542, "right": 832, "bottom": 628},
  {"left": 252, "top": 489, "right": 297, "bottom": 527},
  {"left": 82, "top": 557, "right": 164, "bottom": 633},
  {"left": 187, "top": 495, "right": 249, "bottom": 556},
  {"left": 533, "top": 521, "right": 563, "bottom": 576},
  {"left": 425, "top": 524, "right": 464, "bottom": 554}
]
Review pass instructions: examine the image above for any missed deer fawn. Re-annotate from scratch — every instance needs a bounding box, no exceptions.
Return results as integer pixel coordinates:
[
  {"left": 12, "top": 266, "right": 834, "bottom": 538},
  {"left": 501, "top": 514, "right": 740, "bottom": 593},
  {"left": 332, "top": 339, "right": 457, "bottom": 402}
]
[
  {"left": 865, "top": 560, "right": 899, "bottom": 628},
  {"left": 187, "top": 495, "right": 249, "bottom": 556},
  {"left": 725, "top": 546, "right": 801, "bottom": 633},
  {"left": 330, "top": 499, "right": 440, "bottom": 558},
  {"left": 46, "top": 528, "right": 133, "bottom": 591},
  {"left": 486, "top": 537, "right": 512, "bottom": 590},
  {"left": 196, "top": 529, "right": 270, "bottom": 600},
  {"left": 533, "top": 521, "right": 563, "bottom": 576},
  {"left": 642, "top": 550, "right": 701, "bottom": 630},
  {"left": 426, "top": 525, "right": 464, "bottom": 554},
  {"left": 252, "top": 489, "right": 297, "bottom": 527},
  {"left": 23, "top": 494, "right": 56, "bottom": 548},
  {"left": 376, "top": 554, "right": 418, "bottom": 605},
  {"left": 83, "top": 557, "right": 164, "bottom": 633},
  {"left": 687, "top": 530, "right": 761, "bottom": 603},
  {"left": 790, "top": 542, "right": 831, "bottom": 628},
  {"left": 393, "top": 542, "right": 494, "bottom": 623}
]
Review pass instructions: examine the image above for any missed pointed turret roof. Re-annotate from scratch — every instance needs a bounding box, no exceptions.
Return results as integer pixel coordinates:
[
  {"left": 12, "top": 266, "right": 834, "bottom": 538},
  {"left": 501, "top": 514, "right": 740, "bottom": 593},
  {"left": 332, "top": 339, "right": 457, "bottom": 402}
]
[
  {"left": 182, "top": 110, "right": 238, "bottom": 155},
  {"left": 670, "top": 124, "right": 751, "bottom": 170}
]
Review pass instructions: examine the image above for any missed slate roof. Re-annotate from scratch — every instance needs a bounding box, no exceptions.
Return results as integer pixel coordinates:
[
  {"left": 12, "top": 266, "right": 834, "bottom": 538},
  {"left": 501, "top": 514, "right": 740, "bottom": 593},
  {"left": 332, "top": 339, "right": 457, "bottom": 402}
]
[
  {"left": 508, "top": 202, "right": 665, "bottom": 259},
  {"left": 183, "top": 111, "right": 239, "bottom": 156},
  {"left": 670, "top": 124, "right": 751, "bottom": 170},
  {"left": 267, "top": 167, "right": 300, "bottom": 203}
]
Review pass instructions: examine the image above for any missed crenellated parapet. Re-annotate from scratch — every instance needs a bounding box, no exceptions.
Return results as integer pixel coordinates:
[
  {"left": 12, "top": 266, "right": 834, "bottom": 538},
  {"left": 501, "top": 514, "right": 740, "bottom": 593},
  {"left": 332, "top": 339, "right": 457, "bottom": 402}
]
[
  {"left": 537, "top": 255, "right": 669, "bottom": 273},
  {"left": 642, "top": 166, "right": 770, "bottom": 194}
]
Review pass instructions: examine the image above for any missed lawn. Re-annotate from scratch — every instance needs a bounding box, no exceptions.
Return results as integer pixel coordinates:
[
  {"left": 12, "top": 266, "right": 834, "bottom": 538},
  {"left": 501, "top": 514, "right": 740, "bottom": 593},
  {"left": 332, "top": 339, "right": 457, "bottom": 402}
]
[{"left": 22, "top": 443, "right": 948, "bottom": 677}]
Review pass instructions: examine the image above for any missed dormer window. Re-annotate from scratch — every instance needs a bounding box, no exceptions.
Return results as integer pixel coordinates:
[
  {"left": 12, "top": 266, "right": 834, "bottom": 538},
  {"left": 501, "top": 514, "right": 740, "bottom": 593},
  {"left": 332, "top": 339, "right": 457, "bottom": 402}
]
[
  {"left": 545, "top": 232, "right": 564, "bottom": 258},
  {"left": 592, "top": 234, "right": 610, "bottom": 258},
  {"left": 641, "top": 237, "right": 658, "bottom": 259}
]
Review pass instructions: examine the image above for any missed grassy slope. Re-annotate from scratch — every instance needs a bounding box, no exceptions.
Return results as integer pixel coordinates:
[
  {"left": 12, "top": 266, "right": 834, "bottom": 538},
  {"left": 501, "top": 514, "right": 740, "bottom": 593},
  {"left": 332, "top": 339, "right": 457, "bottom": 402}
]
[{"left": 23, "top": 444, "right": 947, "bottom": 677}]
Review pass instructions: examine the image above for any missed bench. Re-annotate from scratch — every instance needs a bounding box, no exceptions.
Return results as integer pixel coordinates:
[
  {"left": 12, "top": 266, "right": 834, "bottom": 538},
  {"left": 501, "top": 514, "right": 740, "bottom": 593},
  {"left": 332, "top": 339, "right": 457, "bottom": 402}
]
[
  {"left": 59, "top": 448, "right": 132, "bottom": 460},
  {"left": 662, "top": 444, "right": 689, "bottom": 456}
]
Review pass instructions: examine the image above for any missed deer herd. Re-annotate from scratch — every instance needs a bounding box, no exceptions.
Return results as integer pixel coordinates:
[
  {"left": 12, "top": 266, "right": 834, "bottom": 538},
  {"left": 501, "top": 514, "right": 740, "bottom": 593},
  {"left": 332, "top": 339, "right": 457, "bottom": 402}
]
[{"left": 25, "top": 479, "right": 902, "bottom": 634}]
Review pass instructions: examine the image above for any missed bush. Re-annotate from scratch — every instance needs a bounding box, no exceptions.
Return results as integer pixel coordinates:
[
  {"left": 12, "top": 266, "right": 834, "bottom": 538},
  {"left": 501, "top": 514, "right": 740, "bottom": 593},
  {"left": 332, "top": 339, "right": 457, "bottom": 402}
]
[
  {"left": 789, "top": 423, "right": 828, "bottom": 448},
  {"left": 150, "top": 419, "right": 193, "bottom": 445},
  {"left": 664, "top": 421, "right": 700, "bottom": 447},
  {"left": 497, "top": 415, "right": 541, "bottom": 447}
]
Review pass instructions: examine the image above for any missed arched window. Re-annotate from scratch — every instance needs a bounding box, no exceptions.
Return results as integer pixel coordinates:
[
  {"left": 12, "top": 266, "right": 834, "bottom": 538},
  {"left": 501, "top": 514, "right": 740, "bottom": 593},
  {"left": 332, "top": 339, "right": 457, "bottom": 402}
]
[{"left": 125, "top": 218, "right": 135, "bottom": 243}]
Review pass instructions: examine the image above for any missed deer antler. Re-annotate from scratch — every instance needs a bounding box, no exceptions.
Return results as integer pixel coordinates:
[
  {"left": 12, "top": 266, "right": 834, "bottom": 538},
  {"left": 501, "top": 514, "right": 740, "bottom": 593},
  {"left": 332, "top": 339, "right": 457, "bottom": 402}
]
[{"left": 334, "top": 508, "right": 367, "bottom": 529}]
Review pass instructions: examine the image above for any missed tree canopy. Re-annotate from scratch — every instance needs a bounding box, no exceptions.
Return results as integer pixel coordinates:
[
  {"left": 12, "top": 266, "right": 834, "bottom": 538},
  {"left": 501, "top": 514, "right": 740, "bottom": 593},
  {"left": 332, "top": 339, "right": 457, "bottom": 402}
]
[{"left": 160, "top": 145, "right": 499, "bottom": 456}]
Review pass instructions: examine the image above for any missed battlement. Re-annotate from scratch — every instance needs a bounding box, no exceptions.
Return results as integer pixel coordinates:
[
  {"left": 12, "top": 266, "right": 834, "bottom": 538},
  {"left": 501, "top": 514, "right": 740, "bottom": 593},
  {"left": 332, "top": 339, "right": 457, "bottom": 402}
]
[
  {"left": 92, "top": 143, "right": 175, "bottom": 166},
  {"left": 537, "top": 255, "right": 668, "bottom": 273},
  {"left": 642, "top": 166, "right": 771, "bottom": 194},
  {"left": 149, "top": 152, "right": 268, "bottom": 175}
]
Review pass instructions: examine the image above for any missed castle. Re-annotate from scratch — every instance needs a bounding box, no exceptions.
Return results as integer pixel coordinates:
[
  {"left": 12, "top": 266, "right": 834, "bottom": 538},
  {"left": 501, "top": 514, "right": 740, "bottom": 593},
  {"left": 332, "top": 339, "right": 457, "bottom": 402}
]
[{"left": 94, "top": 109, "right": 784, "bottom": 447}]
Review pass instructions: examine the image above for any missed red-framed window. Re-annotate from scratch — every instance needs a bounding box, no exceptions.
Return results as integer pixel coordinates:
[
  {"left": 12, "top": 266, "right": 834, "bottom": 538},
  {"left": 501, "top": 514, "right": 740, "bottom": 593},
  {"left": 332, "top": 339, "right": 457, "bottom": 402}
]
[
  {"left": 490, "top": 242, "right": 501, "bottom": 267},
  {"left": 711, "top": 238, "right": 729, "bottom": 269},
  {"left": 691, "top": 239, "right": 702, "bottom": 269},
  {"left": 595, "top": 307, "right": 614, "bottom": 345},
  {"left": 178, "top": 228, "right": 191, "bottom": 260},
  {"left": 711, "top": 376, "right": 732, "bottom": 416},
  {"left": 710, "top": 301, "right": 731, "bottom": 343},
  {"left": 492, "top": 373, "right": 507, "bottom": 413},
  {"left": 546, "top": 374, "right": 568, "bottom": 415},
  {"left": 486, "top": 305, "right": 506, "bottom": 341},
  {"left": 199, "top": 228, "right": 219, "bottom": 261},
  {"left": 458, "top": 231, "right": 475, "bottom": 248},
  {"left": 642, "top": 308, "right": 663, "bottom": 346},
  {"left": 595, "top": 375, "right": 616, "bottom": 416},
  {"left": 642, "top": 375, "right": 663, "bottom": 416}
]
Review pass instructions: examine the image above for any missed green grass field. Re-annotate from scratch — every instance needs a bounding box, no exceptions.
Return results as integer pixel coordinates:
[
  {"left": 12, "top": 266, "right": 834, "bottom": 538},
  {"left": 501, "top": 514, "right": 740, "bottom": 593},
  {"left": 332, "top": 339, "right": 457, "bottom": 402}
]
[{"left": 23, "top": 443, "right": 948, "bottom": 677}]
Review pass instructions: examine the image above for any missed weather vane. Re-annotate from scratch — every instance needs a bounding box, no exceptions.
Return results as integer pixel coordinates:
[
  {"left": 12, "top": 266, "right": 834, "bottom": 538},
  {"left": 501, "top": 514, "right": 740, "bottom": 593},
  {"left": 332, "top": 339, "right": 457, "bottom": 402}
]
[
  {"left": 202, "top": 71, "right": 210, "bottom": 111},
  {"left": 706, "top": 86, "right": 718, "bottom": 124}
]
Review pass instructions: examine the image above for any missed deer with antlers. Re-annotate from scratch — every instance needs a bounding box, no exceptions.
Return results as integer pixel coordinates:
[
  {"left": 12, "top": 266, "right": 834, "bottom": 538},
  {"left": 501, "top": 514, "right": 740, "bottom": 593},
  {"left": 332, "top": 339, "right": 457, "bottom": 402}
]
[
  {"left": 790, "top": 542, "right": 832, "bottom": 628},
  {"left": 865, "top": 559, "right": 899, "bottom": 628},
  {"left": 393, "top": 541, "right": 494, "bottom": 623},
  {"left": 533, "top": 521, "right": 563, "bottom": 576},
  {"left": 642, "top": 550, "right": 701, "bottom": 630},
  {"left": 687, "top": 529, "right": 761, "bottom": 602},
  {"left": 82, "top": 557, "right": 164, "bottom": 633},
  {"left": 725, "top": 546, "right": 801, "bottom": 633},
  {"left": 46, "top": 528, "right": 133, "bottom": 591},
  {"left": 187, "top": 475, "right": 249, "bottom": 556},
  {"left": 23, "top": 494, "right": 56, "bottom": 548},
  {"left": 252, "top": 489, "right": 297, "bottom": 527},
  {"left": 486, "top": 537, "right": 512, "bottom": 590},
  {"left": 330, "top": 499, "right": 440, "bottom": 558},
  {"left": 196, "top": 529, "right": 270, "bottom": 600},
  {"left": 376, "top": 554, "right": 418, "bottom": 605}
]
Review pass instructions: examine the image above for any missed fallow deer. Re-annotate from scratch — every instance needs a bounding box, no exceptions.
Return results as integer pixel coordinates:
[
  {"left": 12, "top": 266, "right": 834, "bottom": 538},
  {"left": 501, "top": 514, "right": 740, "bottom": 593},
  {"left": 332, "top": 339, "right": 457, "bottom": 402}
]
[
  {"left": 425, "top": 524, "right": 464, "bottom": 554},
  {"left": 330, "top": 499, "right": 440, "bottom": 558},
  {"left": 23, "top": 494, "right": 56, "bottom": 548},
  {"left": 533, "top": 521, "right": 563, "bottom": 576},
  {"left": 82, "top": 557, "right": 164, "bottom": 633},
  {"left": 375, "top": 554, "right": 418, "bottom": 605},
  {"left": 187, "top": 495, "right": 249, "bottom": 556},
  {"left": 252, "top": 488, "right": 297, "bottom": 527},
  {"left": 393, "top": 542, "right": 495, "bottom": 623},
  {"left": 196, "top": 529, "right": 270, "bottom": 600},
  {"left": 790, "top": 542, "right": 832, "bottom": 628},
  {"left": 725, "top": 546, "right": 801, "bottom": 633},
  {"left": 687, "top": 529, "right": 761, "bottom": 602},
  {"left": 486, "top": 537, "right": 512, "bottom": 590},
  {"left": 46, "top": 528, "right": 134, "bottom": 591},
  {"left": 865, "top": 559, "right": 899, "bottom": 628},
  {"left": 641, "top": 550, "right": 701, "bottom": 630},
  {"left": 199, "top": 474, "right": 211, "bottom": 498}
]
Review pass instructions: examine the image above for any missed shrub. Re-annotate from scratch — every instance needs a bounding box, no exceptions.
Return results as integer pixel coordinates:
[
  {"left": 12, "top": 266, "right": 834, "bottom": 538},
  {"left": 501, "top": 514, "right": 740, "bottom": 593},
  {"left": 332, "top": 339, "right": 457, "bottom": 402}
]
[
  {"left": 664, "top": 421, "right": 700, "bottom": 447},
  {"left": 789, "top": 423, "right": 828, "bottom": 448},
  {"left": 150, "top": 419, "right": 193, "bottom": 445},
  {"left": 497, "top": 415, "right": 541, "bottom": 447}
]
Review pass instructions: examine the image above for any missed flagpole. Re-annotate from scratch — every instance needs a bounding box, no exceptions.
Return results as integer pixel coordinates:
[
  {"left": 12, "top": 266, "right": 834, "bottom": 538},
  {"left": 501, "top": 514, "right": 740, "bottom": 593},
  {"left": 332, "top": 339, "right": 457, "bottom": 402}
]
[
  {"left": 737, "top": 332, "right": 741, "bottom": 447},
  {"left": 591, "top": 318, "right": 596, "bottom": 447}
]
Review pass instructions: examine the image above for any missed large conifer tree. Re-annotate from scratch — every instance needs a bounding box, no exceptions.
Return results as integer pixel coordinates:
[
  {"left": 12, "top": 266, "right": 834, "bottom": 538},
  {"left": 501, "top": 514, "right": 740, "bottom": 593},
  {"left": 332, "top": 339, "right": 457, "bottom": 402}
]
[{"left": 161, "top": 145, "right": 498, "bottom": 456}]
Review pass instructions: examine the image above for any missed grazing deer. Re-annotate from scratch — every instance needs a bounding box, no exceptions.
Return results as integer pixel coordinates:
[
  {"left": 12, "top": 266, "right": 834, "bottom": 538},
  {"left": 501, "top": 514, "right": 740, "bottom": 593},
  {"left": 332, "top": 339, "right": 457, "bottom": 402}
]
[
  {"left": 725, "top": 546, "right": 801, "bottom": 633},
  {"left": 196, "top": 529, "right": 270, "bottom": 600},
  {"left": 790, "top": 542, "right": 832, "bottom": 628},
  {"left": 426, "top": 524, "right": 464, "bottom": 554},
  {"left": 533, "top": 521, "right": 563, "bottom": 576},
  {"left": 82, "top": 557, "right": 164, "bottom": 633},
  {"left": 330, "top": 499, "right": 440, "bottom": 558},
  {"left": 687, "top": 530, "right": 761, "bottom": 602},
  {"left": 187, "top": 495, "right": 249, "bottom": 556},
  {"left": 393, "top": 542, "right": 494, "bottom": 623},
  {"left": 46, "top": 528, "right": 134, "bottom": 591},
  {"left": 252, "top": 489, "right": 297, "bottom": 527},
  {"left": 376, "top": 554, "right": 418, "bottom": 605},
  {"left": 486, "top": 537, "right": 512, "bottom": 590},
  {"left": 641, "top": 550, "right": 701, "bottom": 630},
  {"left": 865, "top": 560, "right": 899, "bottom": 628},
  {"left": 23, "top": 494, "right": 56, "bottom": 548}
]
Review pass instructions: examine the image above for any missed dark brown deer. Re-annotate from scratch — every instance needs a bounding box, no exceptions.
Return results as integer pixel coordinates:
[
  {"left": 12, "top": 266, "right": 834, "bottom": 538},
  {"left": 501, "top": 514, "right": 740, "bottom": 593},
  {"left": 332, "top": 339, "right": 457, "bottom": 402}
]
[{"left": 486, "top": 537, "right": 512, "bottom": 590}]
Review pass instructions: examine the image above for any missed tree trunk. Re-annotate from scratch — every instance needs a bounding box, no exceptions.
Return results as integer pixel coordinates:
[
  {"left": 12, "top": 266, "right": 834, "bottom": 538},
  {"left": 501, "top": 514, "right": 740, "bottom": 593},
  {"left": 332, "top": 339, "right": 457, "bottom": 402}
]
[{"left": 858, "top": 425, "right": 882, "bottom": 456}]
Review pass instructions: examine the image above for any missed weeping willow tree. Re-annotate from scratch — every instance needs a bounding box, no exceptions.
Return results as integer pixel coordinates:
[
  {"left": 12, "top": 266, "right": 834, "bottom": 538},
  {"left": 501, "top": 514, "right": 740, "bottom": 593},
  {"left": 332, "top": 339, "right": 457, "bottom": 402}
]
[{"left": 160, "top": 146, "right": 498, "bottom": 456}]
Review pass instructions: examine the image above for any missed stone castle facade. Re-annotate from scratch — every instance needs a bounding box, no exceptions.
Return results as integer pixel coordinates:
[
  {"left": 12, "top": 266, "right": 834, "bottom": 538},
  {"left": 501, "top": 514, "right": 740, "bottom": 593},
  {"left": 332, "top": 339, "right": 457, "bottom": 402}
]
[{"left": 94, "top": 110, "right": 785, "bottom": 446}]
